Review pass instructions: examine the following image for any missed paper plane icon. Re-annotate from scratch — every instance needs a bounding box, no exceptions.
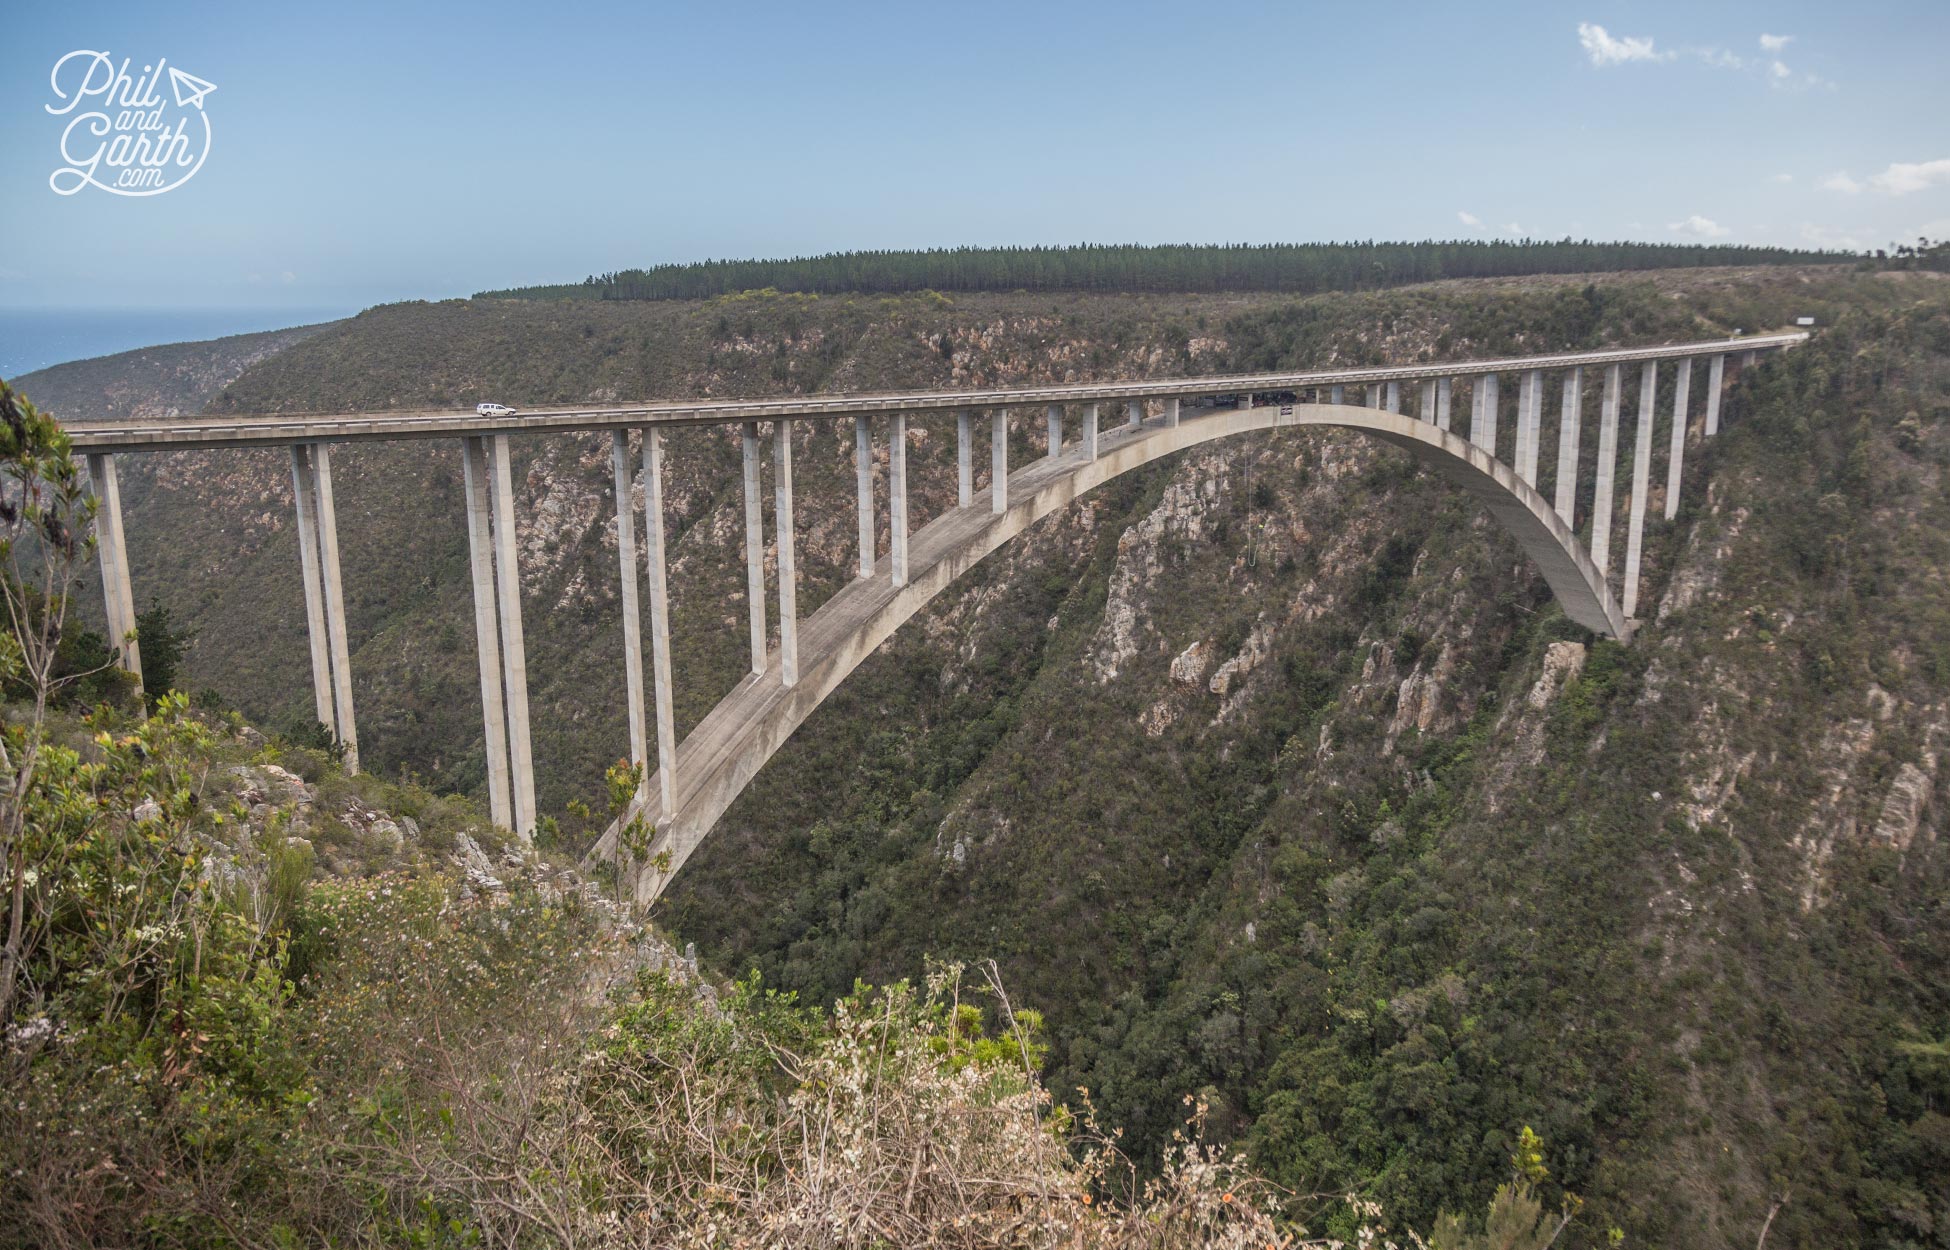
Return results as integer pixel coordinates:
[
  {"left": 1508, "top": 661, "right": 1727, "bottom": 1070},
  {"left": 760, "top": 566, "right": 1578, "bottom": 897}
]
[{"left": 168, "top": 67, "right": 217, "bottom": 110}]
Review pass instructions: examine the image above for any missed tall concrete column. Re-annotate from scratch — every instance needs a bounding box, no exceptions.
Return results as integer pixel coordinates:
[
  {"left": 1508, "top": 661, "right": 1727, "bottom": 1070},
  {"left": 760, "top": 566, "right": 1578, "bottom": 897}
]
[
  {"left": 773, "top": 422, "right": 798, "bottom": 687},
  {"left": 310, "top": 445, "right": 358, "bottom": 771},
  {"left": 1046, "top": 404, "right": 1062, "bottom": 458},
  {"left": 992, "top": 409, "right": 1009, "bottom": 514},
  {"left": 1165, "top": 397, "right": 1180, "bottom": 428},
  {"left": 890, "top": 414, "right": 909, "bottom": 587},
  {"left": 1330, "top": 384, "right": 1345, "bottom": 405},
  {"left": 84, "top": 453, "right": 141, "bottom": 687},
  {"left": 741, "top": 422, "right": 766, "bottom": 677},
  {"left": 1554, "top": 367, "right": 1583, "bottom": 526},
  {"left": 1703, "top": 354, "right": 1726, "bottom": 436},
  {"left": 289, "top": 445, "right": 336, "bottom": 734},
  {"left": 1129, "top": 398, "right": 1145, "bottom": 426},
  {"left": 956, "top": 411, "right": 973, "bottom": 506},
  {"left": 1591, "top": 363, "right": 1623, "bottom": 574},
  {"left": 1419, "top": 380, "right": 1437, "bottom": 423},
  {"left": 1386, "top": 381, "right": 1401, "bottom": 414},
  {"left": 1621, "top": 361, "right": 1658, "bottom": 619},
  {"left": 1367, "top": 385, "right": 1383, "bottom": 409},
  {"left": 1470, "top": 375, "right": 1499, "bottom": 454},
  {"left": 853, "top": 416, "right": 874, "bottom": 580},
  {"left": 1517, "top": 370, "right": 1542, "bottom": 486},
  {"left": 459, "top": 436, "right": 512, "bottom": 830},
  {"left": 641, "top": 428, "right": 677, "bottom": 813},
  {"left": 1083, "top": 403, "right": 1099, "bottom": 460},
  {"left": 1436, "top": 378, "right": 1453, "bottom": 431},
  {"left": 1664, "top": 357, "right": 1693, "bottom": 520},
  {"left": 486, "top": 435, "right": 537, "bottom": 836},
  {"left": 609, "top": 432, "right": 648, "bottom": 779}
]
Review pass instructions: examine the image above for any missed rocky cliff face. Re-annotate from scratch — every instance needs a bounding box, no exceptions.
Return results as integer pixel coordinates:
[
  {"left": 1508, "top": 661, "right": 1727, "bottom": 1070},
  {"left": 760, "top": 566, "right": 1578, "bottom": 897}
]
[{"left": 26, "top": 270, "right": 1950, "bottom": 1247}]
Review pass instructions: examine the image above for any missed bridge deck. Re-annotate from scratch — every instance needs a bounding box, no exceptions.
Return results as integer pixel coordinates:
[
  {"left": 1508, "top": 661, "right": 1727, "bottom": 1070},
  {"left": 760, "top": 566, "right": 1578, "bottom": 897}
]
[{"left": 63, "top": 333, "right": 1805, "bottom": 452}]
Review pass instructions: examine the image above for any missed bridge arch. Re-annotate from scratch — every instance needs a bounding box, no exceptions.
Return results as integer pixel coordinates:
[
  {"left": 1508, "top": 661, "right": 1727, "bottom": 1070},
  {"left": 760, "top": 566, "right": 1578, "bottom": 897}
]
[{"left": 594, "top": 401, "right": 1626, "bottom": 902}]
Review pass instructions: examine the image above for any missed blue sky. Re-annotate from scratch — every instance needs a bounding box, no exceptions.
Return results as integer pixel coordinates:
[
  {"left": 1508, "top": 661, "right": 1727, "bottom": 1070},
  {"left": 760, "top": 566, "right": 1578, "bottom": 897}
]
[{"left": 2, "top": 0, "right": 1946, "bottom": 312}]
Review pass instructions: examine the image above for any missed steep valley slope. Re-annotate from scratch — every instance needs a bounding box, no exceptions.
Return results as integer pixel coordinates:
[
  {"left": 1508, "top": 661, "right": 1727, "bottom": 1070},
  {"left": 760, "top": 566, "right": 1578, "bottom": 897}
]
[{"left": 14, "top": 268, "right": 1950, "bottom": 1248}]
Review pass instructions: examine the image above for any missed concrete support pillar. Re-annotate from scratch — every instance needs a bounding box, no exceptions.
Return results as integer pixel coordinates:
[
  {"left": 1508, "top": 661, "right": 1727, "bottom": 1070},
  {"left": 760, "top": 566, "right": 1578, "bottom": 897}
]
[
  {"left": 460, "top": 437, "right": 513, "bottom": 830},
  {"left": 1129, "top": 398, "right": 1145, "bottom": 426},
  {"left": 1665, "top": 357, "right": 1693, "bottom": 520},
  {"left": 609, "top": 432, "right": 648, "bottom": 778},
  {"left": 1083, "top": 403, "right": 1099, "bottom": 460},
  {"left": 773, "top": 422, "right": 798, "bottom": 687},
  {"left": 1517, "top": 370, "right": 1542, "bottom": 486},
  {"left": 1385, "top": 381, "right": 1401, "bottom": 415},
  {"left": 741, "top": 422, "right": 766, "bottom": 676},
  {"left": 310, "top": 445, "right": 358, "bottom": 773},
  {"left": 853, "top": 416, "right": 874, "bottom": 580},
  {"left": 284, "top": 438, "right": 362, "bottom": 772},
  {"left": 289, "top": 446, "right": 335, "bottom": 735},
  {"left": 1622, "top": 361, "right": 1658, "bottom": 619},
  {"left": 84, "top": 453, "right": 141, "bottom": 688},
  {"left": 956, "top": 411, "right": 973, "bottom": 506},
  {"left": 1436, "top": 377, "right": 1453, "bottom": 432},
  {"left": 991, "top": 409, "right": 1009, "bottom": 514},
  {"left": 289, "top": 444, "right": 358, "bottom": 772},
  {"left": 1554, "top": 368, "right": 1583, "bottom": 526},
  {"left": 890, "top": 414, "right": 909, "bottom": 587},
  {"left": 1165, "top": 397, "right": 1180, "bottom": 428},
  {"left": 1591, "top": 364, "right": 1623, "bottom": 574},
  {"left": 486, "top": 435, "right": 536, "bottom": 836},
  {"left": 1045, "top": 404, "right": 1062, "bottom": 458},
  {"left": 1703, "top": 354, "right": 1726, "bottom": 436},
  {"left": 1471, "top": 374, "right": 1499, "bottom": 455},
  {"left": 641, "top": 428, "right": 677, "bottom": 813},
  {"left": 1330, "top": 384, "right": 1345, "bottom": 405},
  {"left": 1367, "top": 385, "right": 1383, "bottom": 409},
  {"left": 1419, "top": 380, "right": 1436, "bottom": 422}
]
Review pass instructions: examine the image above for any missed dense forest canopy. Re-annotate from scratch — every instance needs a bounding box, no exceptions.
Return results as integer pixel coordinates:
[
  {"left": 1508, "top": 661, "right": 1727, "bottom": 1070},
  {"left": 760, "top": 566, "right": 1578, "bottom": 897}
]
[{"left": 477, "top": 240, "right": 1860, "bottom": 302}]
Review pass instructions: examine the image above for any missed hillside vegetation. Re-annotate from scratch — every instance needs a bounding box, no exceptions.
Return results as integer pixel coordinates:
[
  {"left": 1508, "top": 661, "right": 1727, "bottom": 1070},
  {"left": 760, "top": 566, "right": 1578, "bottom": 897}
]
[
  {"left": 12, "top": 266, "right": 1950, "bottom": 1247},
  {"left": 477, "top": 239, "right": 1854, "bottom": 302}
]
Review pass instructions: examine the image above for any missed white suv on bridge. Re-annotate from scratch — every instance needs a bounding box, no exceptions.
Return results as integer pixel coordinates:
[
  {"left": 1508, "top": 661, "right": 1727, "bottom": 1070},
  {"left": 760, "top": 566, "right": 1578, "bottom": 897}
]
[{"left": 476, "top": 402, "right": 518, "bottom": 417}]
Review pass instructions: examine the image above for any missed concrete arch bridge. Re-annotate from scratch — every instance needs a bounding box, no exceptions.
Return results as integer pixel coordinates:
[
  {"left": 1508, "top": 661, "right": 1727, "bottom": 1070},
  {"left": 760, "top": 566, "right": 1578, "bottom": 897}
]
[{"left": 65, "top": 332, "right": 1805, "bottom": 903}]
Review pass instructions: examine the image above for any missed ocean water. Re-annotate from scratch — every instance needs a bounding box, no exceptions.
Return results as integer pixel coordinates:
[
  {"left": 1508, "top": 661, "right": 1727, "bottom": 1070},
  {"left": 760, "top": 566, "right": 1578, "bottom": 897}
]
[{"left": 0, "top": 306, "right": 356, "bottom": 379}]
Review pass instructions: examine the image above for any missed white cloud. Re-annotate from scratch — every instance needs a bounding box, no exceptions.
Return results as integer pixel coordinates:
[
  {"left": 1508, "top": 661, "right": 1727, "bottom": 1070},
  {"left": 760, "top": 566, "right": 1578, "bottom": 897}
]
[
  {"left": 1457, "top": 210, "right": 1484, "bottom": 230},
  {"left": 1821, "top": 160, "right": 1950, "bottom": 197},
  {"left": 1768, "top": 59, "right": 1792, "bottom": 81},
  {"left": 1759, "top": 33, "right": 1793, "bottom": 52},
  {"left": 1578, "top": 22, "right": 1669, "bottom": 66},
  {"left": 280, "top": 270, "right": 297, "bottom": 284},
  {"left": 1770, "top": 173, "right": 1794, "bottom": 184},
  {"left": 1693, "top": 48, "right": 1746, "bottom": 69},
  {"left": 1870, "top": 158, "right": 1950, "bottom": 196},
  {"left": 1503, "top": 222, "right": 1525, "bottom": 236},
  {"left": 1668, "top": 215, "right": 1730, "bottom": 238}
]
